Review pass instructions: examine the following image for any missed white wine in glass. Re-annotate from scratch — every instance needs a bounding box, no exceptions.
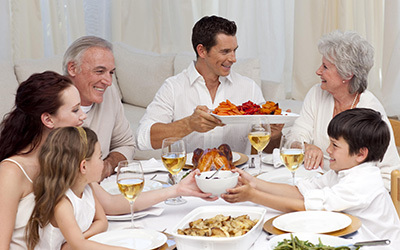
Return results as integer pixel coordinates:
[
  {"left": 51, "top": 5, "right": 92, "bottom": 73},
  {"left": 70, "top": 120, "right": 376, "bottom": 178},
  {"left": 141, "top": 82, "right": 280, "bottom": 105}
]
[
  {"left": 161, "top": 137, "right": 187, "bottom": 205},
  {"left": 248, "top": 118, "right": 271, "bottom": 175},
  {"left": 116, "top": 160, "right": 144, "bottom": 228},
  {"left": 279, "top": 135, "right": 304, "bottom": 185}
]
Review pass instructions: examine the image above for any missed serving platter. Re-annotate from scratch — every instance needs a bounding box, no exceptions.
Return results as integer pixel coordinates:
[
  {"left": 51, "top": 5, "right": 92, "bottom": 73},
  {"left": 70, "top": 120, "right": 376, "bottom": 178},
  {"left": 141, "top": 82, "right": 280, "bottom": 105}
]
[
  {"left": 184, "top": 152, "right": 248, "bottom": 169},
  {"left": 211, "top": 111, "right": 299, "bottom": 124}
]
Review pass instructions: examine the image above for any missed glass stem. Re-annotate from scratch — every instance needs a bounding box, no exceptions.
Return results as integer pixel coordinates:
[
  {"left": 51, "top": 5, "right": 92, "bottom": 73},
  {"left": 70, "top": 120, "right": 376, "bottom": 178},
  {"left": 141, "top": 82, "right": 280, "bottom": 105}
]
[
  {"left": 291, "top": 171, "right": 296, "bottom": 186},
  {"left": 258, "top": 150, "right": 262, "bottom": 175},
  {"left": 129, "top": 201, "right": 135, "bottom": 228}
]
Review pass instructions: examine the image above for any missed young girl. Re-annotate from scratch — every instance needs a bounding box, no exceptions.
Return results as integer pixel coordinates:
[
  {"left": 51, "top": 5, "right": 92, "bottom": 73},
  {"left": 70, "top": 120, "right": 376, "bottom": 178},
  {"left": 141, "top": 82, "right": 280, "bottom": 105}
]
[{"left": 26, "top": 127, "right": 128, "bottom": 250}]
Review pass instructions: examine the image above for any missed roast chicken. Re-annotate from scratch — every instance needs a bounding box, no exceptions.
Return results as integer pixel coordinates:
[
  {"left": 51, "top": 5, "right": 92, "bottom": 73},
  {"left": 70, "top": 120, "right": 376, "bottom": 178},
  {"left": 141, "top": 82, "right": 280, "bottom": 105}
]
[{"left": 192, "top": 144, "right": 235, "bottom": 172}]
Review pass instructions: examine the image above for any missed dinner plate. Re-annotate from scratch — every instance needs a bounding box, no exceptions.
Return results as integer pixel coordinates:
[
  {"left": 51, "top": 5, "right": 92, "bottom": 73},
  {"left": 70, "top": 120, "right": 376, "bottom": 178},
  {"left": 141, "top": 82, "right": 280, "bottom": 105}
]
[
  {"left": 267, "top": 232, "right": 351, "bottom": 250},
  {"left": 106, "top": 206, "right": 164, "bottom": 221},
  {"left": 211, "top": 111, "right": 299, "bottom": 124},
  {"left": 100, "top": 179, "right": 163, "bottom": 195},
  {"left": 114, "top": 159, "right": 168, "bottom": 174},
  {"left": 186, "top": 151, "right": 241, "bottom": 166},
  {"left": 89, "top": 228, "right": 167, "bottom": 249},
  {"left": 261, "top": 154, "right": 274, "bottom": 165},
  {"left": 272, "top": 211, "right": 352, "bottom": 234},
  {"left": 257, "top": 167, "right": 321, "bottom": 185}
]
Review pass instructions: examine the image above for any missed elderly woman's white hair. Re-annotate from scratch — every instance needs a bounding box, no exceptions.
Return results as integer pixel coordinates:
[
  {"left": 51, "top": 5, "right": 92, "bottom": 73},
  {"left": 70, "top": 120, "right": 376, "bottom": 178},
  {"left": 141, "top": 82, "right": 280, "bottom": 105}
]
[
  {"left": 318, "top": 30, "right": 374, "bottom": 94},
  {"left": 62, "top": 36, "right": 113, "bottom": 76}
]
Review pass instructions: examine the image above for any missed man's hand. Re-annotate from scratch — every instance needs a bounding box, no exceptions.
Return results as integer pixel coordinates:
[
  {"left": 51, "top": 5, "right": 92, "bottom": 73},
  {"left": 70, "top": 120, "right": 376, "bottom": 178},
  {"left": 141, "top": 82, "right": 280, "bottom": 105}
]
[
  {"left": 187, "top": 105, "right": 224, "bottom": 133},
  {"left": 101, "top": 152, "right": 127, "bottom": 181}
]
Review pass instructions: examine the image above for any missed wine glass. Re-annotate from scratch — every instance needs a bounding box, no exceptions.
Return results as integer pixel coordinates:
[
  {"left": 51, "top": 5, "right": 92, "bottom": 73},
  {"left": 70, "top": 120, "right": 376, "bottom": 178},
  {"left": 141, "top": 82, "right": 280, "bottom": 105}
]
[
  {"left": 161, "top": 137, "right": 187, "bottom": 205},
  {"left": 279, "top": 135, "right": 305, "bottom": 185},
  {"left": 116, "top": 160, "right": 144, "bottom": 228},
  {"left": 248, "top": 117, "right": 271, "bottom": 175}
]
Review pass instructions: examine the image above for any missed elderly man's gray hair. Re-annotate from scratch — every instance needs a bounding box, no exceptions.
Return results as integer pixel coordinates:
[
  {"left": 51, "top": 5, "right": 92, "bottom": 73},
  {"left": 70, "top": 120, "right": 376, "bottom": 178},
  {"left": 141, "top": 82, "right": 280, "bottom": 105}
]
[{"left": 62, "top": 36, "right": 113, "bottom": 75}]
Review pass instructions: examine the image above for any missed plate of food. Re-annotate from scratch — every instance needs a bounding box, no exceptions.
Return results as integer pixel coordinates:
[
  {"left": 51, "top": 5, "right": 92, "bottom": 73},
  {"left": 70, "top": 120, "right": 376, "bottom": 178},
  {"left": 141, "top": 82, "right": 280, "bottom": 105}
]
[
  {"left": 211, "top": 111, "right": 299, "bottom": 125},
  {"left": 89, "top": 228, "right": 167, "bottom": 249},
  {"left": 267, "top": 232, "right": 352, "bottom": 250},
  {"left": 272, "top": 211, "right": 352, "bottom": 234}
]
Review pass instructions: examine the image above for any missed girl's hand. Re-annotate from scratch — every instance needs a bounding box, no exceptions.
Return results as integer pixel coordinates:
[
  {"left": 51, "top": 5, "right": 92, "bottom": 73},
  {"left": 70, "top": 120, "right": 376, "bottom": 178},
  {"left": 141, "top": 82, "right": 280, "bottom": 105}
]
[
  {"left": 303, "top": 144, "right": 324, "bottom": 170},
  {"left": 176, "top": 169, "right": 218, "bottom": 201}
]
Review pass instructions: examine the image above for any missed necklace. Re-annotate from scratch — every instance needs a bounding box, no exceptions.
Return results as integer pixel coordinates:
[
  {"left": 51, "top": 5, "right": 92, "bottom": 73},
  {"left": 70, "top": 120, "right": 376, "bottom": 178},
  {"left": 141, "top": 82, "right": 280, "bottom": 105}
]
[{"left": 350, "top": 92, "right": 359, "bottom": 109}]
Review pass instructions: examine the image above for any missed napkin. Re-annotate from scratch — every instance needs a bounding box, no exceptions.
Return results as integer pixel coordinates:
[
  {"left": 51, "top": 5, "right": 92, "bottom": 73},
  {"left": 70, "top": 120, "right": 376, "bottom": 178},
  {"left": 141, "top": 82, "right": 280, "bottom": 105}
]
[{"left": 272, "top": 148, "right": 285, "bottom": 168}]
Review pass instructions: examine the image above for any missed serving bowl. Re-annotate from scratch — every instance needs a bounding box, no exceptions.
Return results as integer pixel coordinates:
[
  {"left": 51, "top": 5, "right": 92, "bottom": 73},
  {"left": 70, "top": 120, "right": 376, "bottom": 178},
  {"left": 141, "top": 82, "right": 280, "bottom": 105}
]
[
  {"left": 195, "top": 170, "right": 239, "bottom": 197},
  {"left": 171, "top": 205, "right": 266, "bottom": 250}
]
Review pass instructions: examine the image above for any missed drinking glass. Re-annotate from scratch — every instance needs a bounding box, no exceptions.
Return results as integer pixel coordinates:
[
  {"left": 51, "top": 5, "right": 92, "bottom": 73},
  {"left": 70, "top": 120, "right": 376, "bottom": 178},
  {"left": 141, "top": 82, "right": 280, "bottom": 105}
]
[
  {"left": 116, "top": 160, "right": 144, "bottom": 228},
  {"left": 161, "top": 137, "right": 187, "bottom": 205},
  {"left": 279, "top": 135, "right": 305, "bottom": 185},
  {"left": 248, "top": 117, "right": 271, "bottom": 175}
]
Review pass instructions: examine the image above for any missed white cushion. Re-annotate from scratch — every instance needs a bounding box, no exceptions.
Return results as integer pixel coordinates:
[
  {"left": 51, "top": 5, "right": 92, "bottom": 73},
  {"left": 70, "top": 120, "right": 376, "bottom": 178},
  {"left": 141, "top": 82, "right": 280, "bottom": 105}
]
[
  {"left": 14, "top": 56, "right": 63, "bottom": 83},
  {"left": 113, "top": 42, "right": 175, "bottom": 108},
  {"left": 173, "top": 52, "right": 261, "bottom": 86},
  {"left": 0, "top": 61, "right": 19, "bottom": 119}
]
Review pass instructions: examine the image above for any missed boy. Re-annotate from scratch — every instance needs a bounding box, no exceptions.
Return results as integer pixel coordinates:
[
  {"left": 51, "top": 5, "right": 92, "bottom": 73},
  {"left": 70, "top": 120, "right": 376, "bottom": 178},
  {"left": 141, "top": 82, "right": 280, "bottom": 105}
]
[{"left": 222, "top": 108, "right": 400, "bottom": 244}]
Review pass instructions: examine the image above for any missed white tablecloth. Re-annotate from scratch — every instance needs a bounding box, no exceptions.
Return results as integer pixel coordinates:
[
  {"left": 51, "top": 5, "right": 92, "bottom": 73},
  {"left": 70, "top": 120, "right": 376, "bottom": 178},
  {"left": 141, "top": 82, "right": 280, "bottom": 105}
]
[{"left": 103, "top": 155, "right": 369, "bottom": 250}]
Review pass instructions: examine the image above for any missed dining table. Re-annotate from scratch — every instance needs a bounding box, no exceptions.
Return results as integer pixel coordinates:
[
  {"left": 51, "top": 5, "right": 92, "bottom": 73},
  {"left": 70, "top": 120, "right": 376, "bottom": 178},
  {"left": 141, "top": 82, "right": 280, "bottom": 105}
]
[{"left": 101, "top": 153, "right": 368, "bottom": 250}]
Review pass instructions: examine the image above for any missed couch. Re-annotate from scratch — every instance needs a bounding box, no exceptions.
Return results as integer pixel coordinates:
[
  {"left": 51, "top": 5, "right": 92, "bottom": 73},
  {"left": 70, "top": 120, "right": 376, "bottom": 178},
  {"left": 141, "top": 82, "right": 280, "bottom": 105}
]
[{"left": 1, "top": 42, "right": 298, "bottom": 160}]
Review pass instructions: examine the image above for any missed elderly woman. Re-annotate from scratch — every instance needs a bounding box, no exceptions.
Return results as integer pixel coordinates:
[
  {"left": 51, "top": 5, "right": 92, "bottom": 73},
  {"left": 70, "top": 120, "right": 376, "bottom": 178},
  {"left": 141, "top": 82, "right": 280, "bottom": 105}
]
[{"left": 289, "top": 30, "right": 400, "bottom": 190}]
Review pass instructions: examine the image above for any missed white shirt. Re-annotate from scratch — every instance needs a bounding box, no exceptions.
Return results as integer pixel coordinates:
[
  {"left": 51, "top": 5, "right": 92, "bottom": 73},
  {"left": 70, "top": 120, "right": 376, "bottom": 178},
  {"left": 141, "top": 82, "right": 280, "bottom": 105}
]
[
  {"left": 136, "top": 61, "right": 265, "bottom": 154},
  {"left": 297, "top": 162, "right": 400, "bottom": 244},
  {"left": 290, "top": 84, "right": 400, "bottom": 190}
]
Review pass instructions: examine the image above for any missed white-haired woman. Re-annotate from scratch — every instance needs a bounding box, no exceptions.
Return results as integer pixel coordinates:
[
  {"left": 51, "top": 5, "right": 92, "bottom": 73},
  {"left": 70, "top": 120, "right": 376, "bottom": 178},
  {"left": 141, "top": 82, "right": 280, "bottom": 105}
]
[{"left": 289, "top": 30, "right": 400, "bottom": 190}]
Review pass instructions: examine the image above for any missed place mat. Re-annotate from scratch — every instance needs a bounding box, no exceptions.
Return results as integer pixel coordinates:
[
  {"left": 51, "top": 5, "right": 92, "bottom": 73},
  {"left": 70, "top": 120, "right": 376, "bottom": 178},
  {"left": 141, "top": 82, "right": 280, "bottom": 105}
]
[
  {"left": 183, "top": 152, "right": 248, "bottom": 169},
  {"left": 263, "top": 213, "right": 361, "bottom": 237}
]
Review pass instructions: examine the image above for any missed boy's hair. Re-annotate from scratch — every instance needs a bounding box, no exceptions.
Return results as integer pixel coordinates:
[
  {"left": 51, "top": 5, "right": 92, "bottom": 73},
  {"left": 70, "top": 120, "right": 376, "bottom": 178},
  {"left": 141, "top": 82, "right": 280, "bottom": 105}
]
[
  {"left": 327, "top": 108, "right": 390, "bottom": 162},
  {"left": 192, "top": 15, "right": 237, "bottom": 58},
  {"left": 26, "top": 126, "right": 98, "bottom": 250}
]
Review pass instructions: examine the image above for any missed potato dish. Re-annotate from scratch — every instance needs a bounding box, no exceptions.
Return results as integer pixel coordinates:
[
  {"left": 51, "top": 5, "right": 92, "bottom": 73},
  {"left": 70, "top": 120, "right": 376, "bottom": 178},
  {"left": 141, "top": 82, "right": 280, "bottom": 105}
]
[{"left": 177, "top": 214, "right": 259, "bottom": 238}]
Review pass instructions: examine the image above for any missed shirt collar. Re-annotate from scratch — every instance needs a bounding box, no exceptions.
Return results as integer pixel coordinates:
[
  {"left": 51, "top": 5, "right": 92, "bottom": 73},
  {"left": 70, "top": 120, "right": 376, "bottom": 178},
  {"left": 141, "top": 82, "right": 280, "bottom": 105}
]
[{"left": 187, "top": 61, "right": 234, "bottom": 86}]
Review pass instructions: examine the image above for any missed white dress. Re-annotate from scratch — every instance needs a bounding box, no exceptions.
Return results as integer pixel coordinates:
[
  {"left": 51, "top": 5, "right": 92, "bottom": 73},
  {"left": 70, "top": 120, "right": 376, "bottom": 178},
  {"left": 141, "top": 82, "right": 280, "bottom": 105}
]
[
  {"left": 3, "top": 158, "right": 35, "bottom": 250},
  {"left": 36, "top": 186, "right": 95, "bottom": 249}
]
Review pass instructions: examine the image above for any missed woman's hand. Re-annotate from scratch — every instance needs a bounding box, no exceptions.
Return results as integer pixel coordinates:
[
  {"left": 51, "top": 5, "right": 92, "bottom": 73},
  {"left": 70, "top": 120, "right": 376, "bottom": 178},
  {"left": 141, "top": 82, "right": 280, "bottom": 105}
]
[
  {"left": 304, "top": 144, "right": 324, "bottom": 170},
  {"left": 175, "top": 169, "right": 218, "bottom": 201}
]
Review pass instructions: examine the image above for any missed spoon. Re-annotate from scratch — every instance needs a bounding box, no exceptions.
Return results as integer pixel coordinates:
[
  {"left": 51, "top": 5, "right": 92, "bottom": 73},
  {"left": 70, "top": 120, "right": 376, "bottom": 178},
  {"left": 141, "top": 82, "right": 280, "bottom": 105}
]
[
  {"left": 206, "top": 165, "right": 225, "bottom": 179},
  {"left": 340, "top": 239, "right": 390, "bottom": 248}
]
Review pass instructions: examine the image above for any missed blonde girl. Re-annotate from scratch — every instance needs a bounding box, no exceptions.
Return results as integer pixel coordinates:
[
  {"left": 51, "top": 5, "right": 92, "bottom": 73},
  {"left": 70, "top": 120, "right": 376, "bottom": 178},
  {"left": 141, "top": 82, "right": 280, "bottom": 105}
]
[{"left": 26, "top": 127, "right": 128, "bottom": 250}]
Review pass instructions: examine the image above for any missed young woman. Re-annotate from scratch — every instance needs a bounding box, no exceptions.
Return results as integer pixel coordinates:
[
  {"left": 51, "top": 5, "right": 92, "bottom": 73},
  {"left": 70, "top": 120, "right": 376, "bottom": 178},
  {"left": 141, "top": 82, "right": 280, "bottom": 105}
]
[{"left": 0, "top": 71, "right": 87, "bottom": 249}]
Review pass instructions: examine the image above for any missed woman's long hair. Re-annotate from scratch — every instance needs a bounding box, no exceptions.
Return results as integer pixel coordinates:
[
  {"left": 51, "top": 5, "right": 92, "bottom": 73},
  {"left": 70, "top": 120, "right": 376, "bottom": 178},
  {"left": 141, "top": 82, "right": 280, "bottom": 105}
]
[
  {"left": 25, "top": 126, "right": 98, "bottom": 249},
  {"left": 0, "top": 71, "right": 73, "bottom": 161}
]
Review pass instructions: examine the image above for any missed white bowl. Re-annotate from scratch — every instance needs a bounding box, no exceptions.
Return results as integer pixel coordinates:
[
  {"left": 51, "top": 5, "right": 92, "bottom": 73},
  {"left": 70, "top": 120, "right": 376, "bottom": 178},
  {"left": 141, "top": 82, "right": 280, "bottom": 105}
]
[
  {"left": 195, "top": 170, "right": 239, "bottom": 197},
  {"left": 171, "top": 205, "right": 266, "bottom": 250}
]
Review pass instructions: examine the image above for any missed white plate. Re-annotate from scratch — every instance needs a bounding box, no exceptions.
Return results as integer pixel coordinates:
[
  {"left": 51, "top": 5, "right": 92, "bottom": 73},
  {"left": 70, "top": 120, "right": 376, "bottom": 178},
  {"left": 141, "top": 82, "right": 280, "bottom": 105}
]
[
  {"left": 186, "top": 152, "right": 241, "bottom": 166},
  {"left": 261, "top": 154, "right": 274, "bottom": 165},
  {"left": 268, "top": 232, "right": 351, "bottom": 250},
  {"left": 89, "top": 228, "right": 167, "bottom": 249},
  {"left": 100, "top": 179, "right": 162, "bottom": 195},
  {"left": 211, "top": 111, "right": 299, "bottom": 124},
  {"left": 272, "top": 211, "right": 352, "bottom": 234},
  {"left": 106, "top": 207, "right": 164, "bottom": 221},
  {"left": 257, "top": 167, "right": 321, "bottom": 185}
]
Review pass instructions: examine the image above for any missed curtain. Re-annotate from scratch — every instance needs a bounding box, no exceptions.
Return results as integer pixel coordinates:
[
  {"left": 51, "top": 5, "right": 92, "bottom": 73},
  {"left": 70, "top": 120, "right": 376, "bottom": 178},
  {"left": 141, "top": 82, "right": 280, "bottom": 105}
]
[{"left": 292, "top": 0, "right": 384, "bottom": 101}]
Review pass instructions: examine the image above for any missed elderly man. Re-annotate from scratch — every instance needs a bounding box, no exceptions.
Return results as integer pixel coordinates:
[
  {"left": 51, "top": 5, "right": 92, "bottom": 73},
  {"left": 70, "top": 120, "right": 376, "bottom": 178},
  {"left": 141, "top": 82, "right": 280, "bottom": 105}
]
[
  {"left": 137, "top": 15, "right": 281, "bottom": 154},
  {"left": 63, "top": 36, "right": 135, "bottom": 179}
]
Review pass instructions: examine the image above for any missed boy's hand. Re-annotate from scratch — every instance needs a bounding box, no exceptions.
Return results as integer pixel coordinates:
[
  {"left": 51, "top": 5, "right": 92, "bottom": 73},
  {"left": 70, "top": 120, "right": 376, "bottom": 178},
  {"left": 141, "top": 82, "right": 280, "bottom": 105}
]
[{"left": 220, "top": 180, "right": 254, "bottom": 203}]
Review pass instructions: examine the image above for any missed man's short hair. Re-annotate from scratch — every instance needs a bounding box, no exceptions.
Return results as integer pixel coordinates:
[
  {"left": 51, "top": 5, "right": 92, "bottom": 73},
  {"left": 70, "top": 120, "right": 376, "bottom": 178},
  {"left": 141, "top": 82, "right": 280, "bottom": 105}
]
[
  {"left": 191, "top": 15, "right": 236, "bottom": 57},
  {"left": 62, "top": 36, "right": 113, "bottom": 75},
  {"left": 327, "top": 108, "right": 390, "bottom": 162}
]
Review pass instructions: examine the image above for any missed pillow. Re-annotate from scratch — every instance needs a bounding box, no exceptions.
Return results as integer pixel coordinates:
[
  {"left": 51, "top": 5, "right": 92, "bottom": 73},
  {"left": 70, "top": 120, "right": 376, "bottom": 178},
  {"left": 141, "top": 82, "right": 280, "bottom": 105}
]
[
  {"left": 113, "top": 42, "right": 175, "bottom": 108},
  {"left": 173, "top": 52, "right": 261, "bottom": 86},
  {"left": 14, "top": 55, "right": 63, "bottom": 83}
]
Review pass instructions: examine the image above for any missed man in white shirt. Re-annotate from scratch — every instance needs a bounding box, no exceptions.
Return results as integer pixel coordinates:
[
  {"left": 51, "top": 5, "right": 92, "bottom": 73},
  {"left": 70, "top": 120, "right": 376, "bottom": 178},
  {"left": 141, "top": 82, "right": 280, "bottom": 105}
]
[
  {"left": 64, "top": 36, "right": 135, "bottom": 179},
  {"left": 137, "top": 15, "right": 281, "bottom": 154}
]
